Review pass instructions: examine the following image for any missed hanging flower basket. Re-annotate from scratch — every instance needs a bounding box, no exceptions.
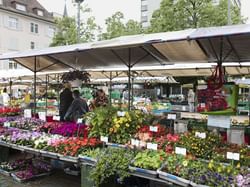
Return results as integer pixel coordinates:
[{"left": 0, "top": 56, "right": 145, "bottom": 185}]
[
  {"left": 69, "top": 79, "right": 82, "bottom": 87},
  {"left": 61, "top": 70, "right": 90, "bottom": 85}
]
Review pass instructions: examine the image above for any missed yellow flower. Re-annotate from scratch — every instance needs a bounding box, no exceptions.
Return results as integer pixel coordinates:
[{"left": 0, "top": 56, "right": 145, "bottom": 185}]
[
  {"left": 236, "top": 163, "right": 240, "bottom": 168},
  {"left": 109, "top": 128, "right": 114, "bottom": 133},
  {"left": 125, "top": 123, "right": 130, "bottom": 128},
  {"left": 115, "top": 124, "right": 120, "bottom": 128},
  {"left": 182, "top": 160, "right": 188, "bottom": 167}
]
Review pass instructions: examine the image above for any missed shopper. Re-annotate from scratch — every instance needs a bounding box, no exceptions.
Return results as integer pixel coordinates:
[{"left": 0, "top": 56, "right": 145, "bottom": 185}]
[
  {"left": 1, "top": 88, "right": 10, "bottom": 106},
  {"left": 188, "top": 89, "right": 195, "bottom": 112},
  {"left": 64, "top": 90, "right": 89, "bottom": 122},
  {"left": 93, "top": 89, "right": 109, "bottom": 108},
  {"left": 59, "top": 83, "right": 73, "bottom": 121}
]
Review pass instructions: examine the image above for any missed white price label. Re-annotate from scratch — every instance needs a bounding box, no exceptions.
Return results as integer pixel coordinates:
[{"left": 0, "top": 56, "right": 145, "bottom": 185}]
[
  {"left": 77, "top": 118, "right": 83, "bottom": 124},
  {"left": 131, "top": 139, "right": 140, "bottom": 147},
  {"left": 53, "top": 116, "right": 60, "bottom": 121},
  {"left": 24, "top": 109, "right": 32, "bottom": 118},
  {"left": 3, "top": 122, "right": 10, "bottom": 127},
  {"left": 195, "top": 132, "right": 206, "bottom": 139},
  {"left": 149, "top": 126, "right": 158, "bottom": 132},
  {"left": 38, "top": 112, "right": 46, "bottom": 121},
  {"left": 117, "top": 111, "right": 126, "bottom": 117},
  {"left": 146, "top": 143, "right": 158, "bottom": 150},
  {"left": 175, "top": 147, "right": 186, "bottom": 156},
  {"left": 168, "top": 114, "right": 176, "bottom": 120},
  {"left": 100, "top": 136, "right": 108, "bottom": 143},
  {"left": 200, "top": 103, "right": 206, "bottom": 108},
  {"left": 226, "top": 152, "right": 240, "bottom": 161}
]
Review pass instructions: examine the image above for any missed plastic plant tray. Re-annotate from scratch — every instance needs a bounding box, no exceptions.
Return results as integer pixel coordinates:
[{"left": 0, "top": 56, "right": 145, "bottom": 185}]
[
  {"left": 78, "top": 155, "right": 97, "bottom": 166},
  {"left": 59, "top": 155, "right": 79, "bottom": 163},
  {"left": 129, "top": 165, "right": 158, "bottom": 178}
]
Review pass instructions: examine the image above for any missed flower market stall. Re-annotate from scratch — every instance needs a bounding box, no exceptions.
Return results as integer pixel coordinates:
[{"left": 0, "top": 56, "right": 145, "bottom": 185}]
[{"left": 0, "top": 24, "right": 250, "bottom": 186}]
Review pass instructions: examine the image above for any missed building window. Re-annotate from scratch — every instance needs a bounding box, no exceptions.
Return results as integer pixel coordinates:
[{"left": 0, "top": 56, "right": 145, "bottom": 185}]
[
  {"left": 141, "top": 16, "right": 148, "bottom": 23},
  {"left": 47, "top": 26, "right": 55, "bottom": 37},
  {"left": 16, "top": 3, "right": 26, "bottom": 11},
  {"left": 30, "top": 23, "right": 38, "bottom": 33},
  {"left": 141, "top": 5, "right": 148, "bottom": 11},
  {"left": 9, "top": 61, "right": 17, "bottom": 69},
  {"left": 8, "top": 17, "right": 18, "bottom": 29},
  {"left": 37, "top": 10, "right": 44, "bottom": 16},
  {"left": 0, "top": 0, "right": 3, "bottom": 5},
  {"left": 30, "top": 42, "right": 35, "bottom": 49}
]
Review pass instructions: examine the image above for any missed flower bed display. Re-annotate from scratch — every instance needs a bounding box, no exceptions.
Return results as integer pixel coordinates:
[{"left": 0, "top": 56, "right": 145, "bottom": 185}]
[
  {"left": 47, "top": 137, "right": 102, "bottom": 157},
  {"left": 38, "top": 122, "right": 88, "bottom": 137},
  {"left": 0, "top": 107, "right": 21, "bottom": 117},
  {"left": 86, "top": 107, "right": 149, "bottom": 144},
  {"left": 11, "top": 159, "right": 52, "bottom": 182}
]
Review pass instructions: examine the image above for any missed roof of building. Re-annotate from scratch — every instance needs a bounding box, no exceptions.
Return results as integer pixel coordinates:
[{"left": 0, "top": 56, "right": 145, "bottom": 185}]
[{"left": 0, "top": 0, "right": 54, "bottom": 23}]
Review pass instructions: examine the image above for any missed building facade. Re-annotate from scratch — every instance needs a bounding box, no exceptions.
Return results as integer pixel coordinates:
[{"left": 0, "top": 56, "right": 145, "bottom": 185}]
[
  {"left": 0, "top": 0, "right": 56, "bottom": 70},
  {"left": 141, "top": 0, "right": 162, "bottom": 28}
]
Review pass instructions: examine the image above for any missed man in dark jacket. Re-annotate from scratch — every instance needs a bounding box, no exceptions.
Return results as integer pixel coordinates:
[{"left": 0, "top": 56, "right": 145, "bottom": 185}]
[
  {"left": 64, "top": 90, "right": 89, "bottom": 122},
  {"left": 59, "top": 83, "right": 73, "bottom": 121}
]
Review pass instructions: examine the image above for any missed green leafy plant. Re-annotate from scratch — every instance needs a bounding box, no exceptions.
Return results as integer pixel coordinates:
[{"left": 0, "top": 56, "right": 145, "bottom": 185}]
[
  {"left": 90, "top": 147, "right": 135, "bottom": 186},
  {"left": 132, "top": 150, "right": 167, "bottom": 170}
]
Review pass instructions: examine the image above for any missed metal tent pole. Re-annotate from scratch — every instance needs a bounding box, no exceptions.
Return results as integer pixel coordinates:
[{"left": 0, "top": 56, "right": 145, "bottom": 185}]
[
  {"left": 128, "top": 49, "right": 132, "bottom": 110},
  {"left": 45, "top": 75, "right": 48, "bottom": 116},
  {"left": 34, "top": 57, "right": 37, "bottom": 115},
  {"left": 109, "top": 71, "right": 112, "bottom": 105}
]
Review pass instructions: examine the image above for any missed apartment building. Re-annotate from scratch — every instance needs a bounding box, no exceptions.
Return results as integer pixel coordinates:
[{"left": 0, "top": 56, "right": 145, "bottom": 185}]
[
  {"left": 0, "top": 0, "right": 56, "bottom": 70},
  {"left": 141, "top": 0, "right": 162, "bottom": 28}
]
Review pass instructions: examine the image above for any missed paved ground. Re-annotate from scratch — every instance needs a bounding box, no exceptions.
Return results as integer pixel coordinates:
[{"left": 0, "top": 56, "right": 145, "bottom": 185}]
[{"left": 0, "top": 170, "right": 81, "bottom": 187}]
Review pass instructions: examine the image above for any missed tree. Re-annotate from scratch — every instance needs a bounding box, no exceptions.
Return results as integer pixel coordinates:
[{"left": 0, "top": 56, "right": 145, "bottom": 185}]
[
  {"left": 50, "top": 6, "right": 100, "bottom": 46},
  {"left": 100, "top": 12, "right": 143, "bottom": 40},
  {"left": 148, "top": 0, "right": 244, "bottom": 33},
  {"left": 50, "top": 17, "right": 77, "bottom": 46}
]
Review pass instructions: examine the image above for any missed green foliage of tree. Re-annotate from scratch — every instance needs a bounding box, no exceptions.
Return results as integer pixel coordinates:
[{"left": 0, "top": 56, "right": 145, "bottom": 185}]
[
  {"left": 100, "top": 12, "right": 143, "bottom": 40},
  {"left": 50, "top": 6, "right": 100, "bottom": 46},
  {"left": 50, "top": 17, "right": 77, "bottom": 46},
  {"left": 148, "top": 0, "right": 244, "bottom": 33}
]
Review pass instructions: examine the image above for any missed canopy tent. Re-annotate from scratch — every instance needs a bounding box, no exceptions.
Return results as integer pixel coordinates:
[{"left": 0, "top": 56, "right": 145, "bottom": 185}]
[{"left": 1, "top": 24, "right": 250, "bottom": 109}]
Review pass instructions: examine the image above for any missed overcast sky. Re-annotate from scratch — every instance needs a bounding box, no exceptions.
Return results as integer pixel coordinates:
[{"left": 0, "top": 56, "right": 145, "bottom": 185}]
[{"left": 38, "top": 0, "right": 250, "bottom": 30}]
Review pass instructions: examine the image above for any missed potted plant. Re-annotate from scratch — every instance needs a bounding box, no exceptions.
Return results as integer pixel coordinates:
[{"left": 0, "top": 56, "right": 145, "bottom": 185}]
[{"left": 61, "top": 70, "right": 90, "bottom": 87}]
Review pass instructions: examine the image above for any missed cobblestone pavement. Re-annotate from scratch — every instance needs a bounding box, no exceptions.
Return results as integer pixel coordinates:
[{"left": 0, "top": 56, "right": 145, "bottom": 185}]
[{"left": 0, "top": 170, "right": 81, "bottom": 187}]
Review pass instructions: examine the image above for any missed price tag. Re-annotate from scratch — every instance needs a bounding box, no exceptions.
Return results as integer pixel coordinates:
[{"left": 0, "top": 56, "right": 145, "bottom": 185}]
[
  {"left": 168, "top": 114, "right": 176, "bottom": 120},
  {"left": 100, "top": 136, "right": 108, "bottom": 143},
  {"left": 175, "top": 147, "right": 186, "bottom": 156},
  {"left": 149, "top": 126, "right": 158, "bottom": 132},
  {"left": 3, "top": 122, "right": 10, "bottom": 127},
  {"left": 24, "top": 109, "right": 32, "bottom": 118},
  {"left": 38, "top": 112, "right": 46, "bottom": 121},
  {"left": 195, "top": 132, "right": 206, "bottom": 139},
  {"left": 200, "top": 103, "right": 206, "bottom": 108},
  {"left": 53, "top": 116, "right": 60, "bottom": 121},
  {"left": 117, "top": 111, "right": 126, "bottom": 117},
  {"left": 77, "top": 118, "right": 83, "bottom": 124},
  {"left": 226, "top": 152, "right": 240, "bottom": 161},
  {"left": 131, "top": 139, "right": 140, "bottom": 147},
  {"left": 146, "top": 142, "right": 158, "bottom": 150}
]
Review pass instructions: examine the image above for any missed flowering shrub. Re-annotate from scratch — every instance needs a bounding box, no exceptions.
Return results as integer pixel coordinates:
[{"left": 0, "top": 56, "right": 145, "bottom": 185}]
[
  {"left": 48, "top": 137, "right": 102, "bottom": 156},
  {"left": 0, "top": 107, "right": 21, "bottom": 117}
]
